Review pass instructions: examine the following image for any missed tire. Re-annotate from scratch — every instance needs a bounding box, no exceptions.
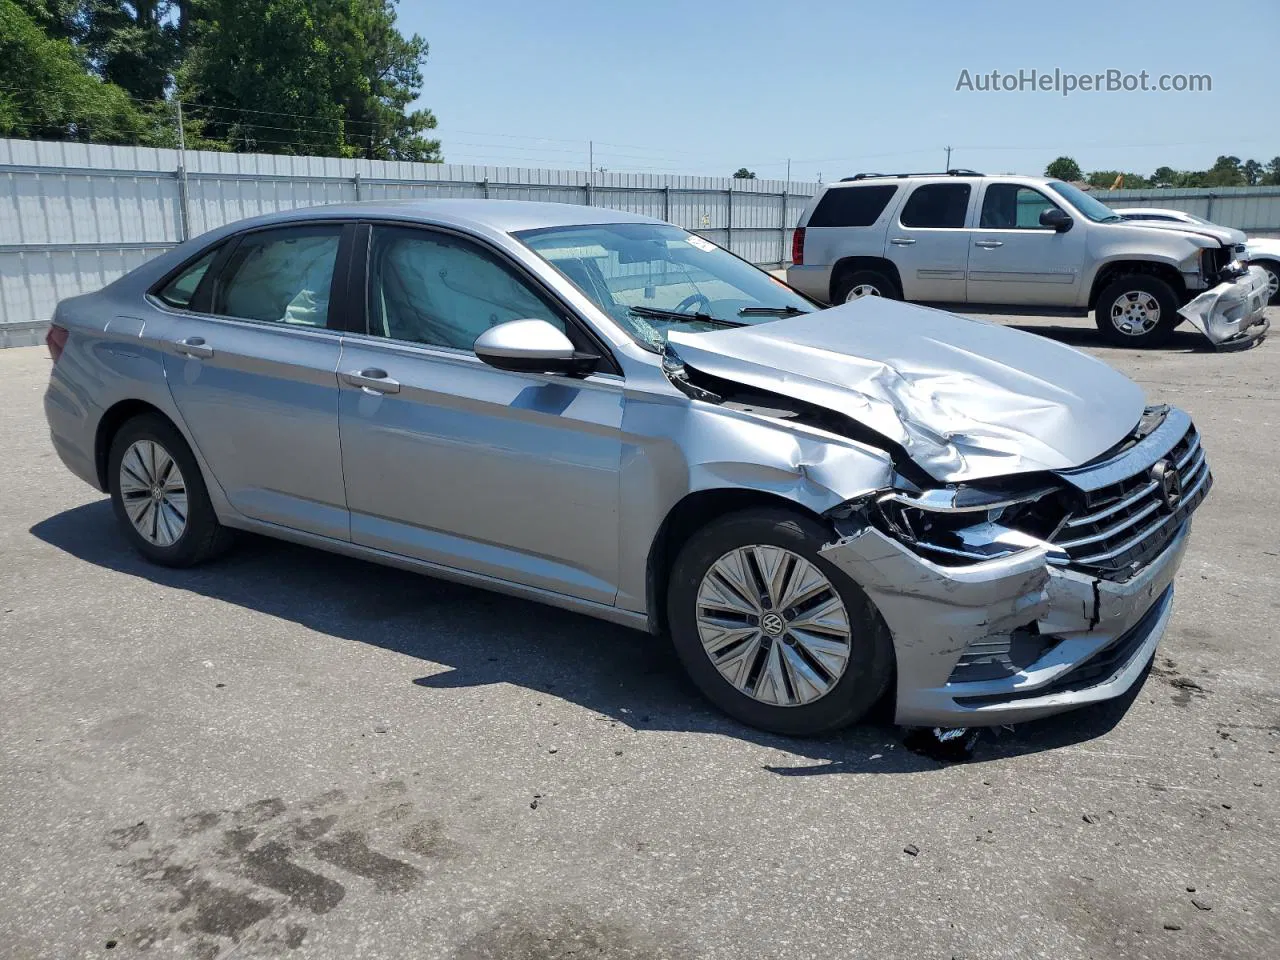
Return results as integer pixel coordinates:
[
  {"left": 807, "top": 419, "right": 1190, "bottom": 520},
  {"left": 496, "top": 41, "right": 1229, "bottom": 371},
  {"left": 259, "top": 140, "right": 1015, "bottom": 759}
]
[
  {"left": 1094, "top": 274, "right": 1180, "bottom": 347},
  {"left": 1252, "top": 259, "right": 1280, "bottom": 306},
  {"left": 667, "top": 508, "right": 895, "bottom": 736},
  {"left": 107, "top": 413, "right": 233, "bottom": 567},
  {"left": 832, "top": 268, "right": 901, "bottom": 304}
]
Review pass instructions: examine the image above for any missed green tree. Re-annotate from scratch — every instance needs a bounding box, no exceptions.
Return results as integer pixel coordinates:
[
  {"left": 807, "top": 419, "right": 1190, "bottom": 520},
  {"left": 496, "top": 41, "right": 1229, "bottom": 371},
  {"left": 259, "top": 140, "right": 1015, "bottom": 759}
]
[
  {"left": 1264, "top": 157, "right": 1280, "bottom": 186},
  {"left": 1, "top": 0, "right": 150, "bottom": 142},
  {"left": 1044, "top": 156, "right": 1081, "bottom": 181},
  {"left": 1203, "top": 155, "right": 1244, "bottom": 187},
  {"left": 1242, "top": 158, "right": 1263, "bottom": 186},
  {"left": 1085, "top": 170, "right": 1150, "bottom": 190},
  {"left": 179, "top": 0, "right": 439, "bottom": 160},
  {"left": 80, "top": 1, "right": 181, "bottom": 102},
  {"left": 732, "top": 167, "right": 756, "bottom": 179}
]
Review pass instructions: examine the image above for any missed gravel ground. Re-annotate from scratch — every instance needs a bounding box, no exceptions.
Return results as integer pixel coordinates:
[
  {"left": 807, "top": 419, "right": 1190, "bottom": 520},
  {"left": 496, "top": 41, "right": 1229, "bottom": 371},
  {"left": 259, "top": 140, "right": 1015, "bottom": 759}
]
[{"left": 1, "top": 313, "right": 1277, "bottom": 960}]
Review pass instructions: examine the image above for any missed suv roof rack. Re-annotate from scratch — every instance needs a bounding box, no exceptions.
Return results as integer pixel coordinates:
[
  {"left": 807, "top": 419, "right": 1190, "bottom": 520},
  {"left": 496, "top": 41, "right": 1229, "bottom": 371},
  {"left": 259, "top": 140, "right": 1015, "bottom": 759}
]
[{"left": 839, "top": 169, "right": 984, "bottom": 182}]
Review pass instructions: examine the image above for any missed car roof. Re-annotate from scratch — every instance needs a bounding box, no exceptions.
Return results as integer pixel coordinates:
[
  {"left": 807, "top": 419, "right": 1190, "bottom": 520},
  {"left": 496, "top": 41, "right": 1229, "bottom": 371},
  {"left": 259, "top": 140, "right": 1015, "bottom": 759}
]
[
  {"left": 223, "top": 199, "right": 665, "bottom": 235},
  {"left": 822, "top": 173, "right": 1055, "bottom": 190}
]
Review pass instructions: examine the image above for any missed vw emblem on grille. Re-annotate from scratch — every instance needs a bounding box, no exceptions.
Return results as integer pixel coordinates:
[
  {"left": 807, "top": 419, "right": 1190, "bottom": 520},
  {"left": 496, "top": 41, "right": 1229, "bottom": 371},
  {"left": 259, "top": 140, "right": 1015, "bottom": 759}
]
[{"left": 1151, "top": 459, "right": 1182, "bottom": 513}]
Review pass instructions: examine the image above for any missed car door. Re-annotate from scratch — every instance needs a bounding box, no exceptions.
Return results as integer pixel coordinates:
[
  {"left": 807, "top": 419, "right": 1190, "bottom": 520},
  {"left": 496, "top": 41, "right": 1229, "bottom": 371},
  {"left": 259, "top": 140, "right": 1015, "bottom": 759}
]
[
  {"left": 336, "top": 223, "right": 625, "bottom": 604},
  {"left": 149, "top": 222, "right": 352, "bottom": 540},
  {"left": 966, "top": 183, "right": 1087, "bottom": 305},
  {"left": 886, "top": 181, "right": 975, "bottom": 302}
]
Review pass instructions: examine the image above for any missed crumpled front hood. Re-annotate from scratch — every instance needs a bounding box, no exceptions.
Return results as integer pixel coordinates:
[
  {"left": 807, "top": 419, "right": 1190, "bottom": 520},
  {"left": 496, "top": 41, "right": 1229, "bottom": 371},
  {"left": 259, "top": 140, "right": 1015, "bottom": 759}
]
[{"left": 666, "top": 299, "right": 1146, "bottom": 483}]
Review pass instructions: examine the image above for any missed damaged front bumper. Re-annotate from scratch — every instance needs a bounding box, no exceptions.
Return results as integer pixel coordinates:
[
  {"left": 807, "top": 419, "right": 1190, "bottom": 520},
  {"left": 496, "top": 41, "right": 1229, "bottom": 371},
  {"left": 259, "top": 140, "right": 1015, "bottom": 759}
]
[
  {"left": 1179, "top": 264, "right": 1271, "bottom": 350},
  {"left": 819, "top": 515, "right": 1191, "bottom": 728}
]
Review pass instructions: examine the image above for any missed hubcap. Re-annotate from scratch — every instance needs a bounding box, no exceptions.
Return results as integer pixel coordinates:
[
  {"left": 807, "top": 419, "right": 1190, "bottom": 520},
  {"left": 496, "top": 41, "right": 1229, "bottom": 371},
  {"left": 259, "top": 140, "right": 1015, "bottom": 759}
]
[
  {"left": 1264, "top": 266, "right": 1279, "bottom": 300},
  {"left": 695, "top": 545, "right": 852, "bottom": 707},
  {"left": 118, "top": 440, "right": 188, "bottom": 547},
  {"left": 846, "top": 283, "right": 881, "bottom": 302},
  {"left": 1111, "top": 290, "right": 1161, "bottom": 336}
]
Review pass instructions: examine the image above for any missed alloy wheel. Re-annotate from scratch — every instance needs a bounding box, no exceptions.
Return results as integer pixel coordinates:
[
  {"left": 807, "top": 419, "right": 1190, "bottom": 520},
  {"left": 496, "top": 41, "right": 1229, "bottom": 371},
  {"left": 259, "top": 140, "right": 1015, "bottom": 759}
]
[
  {"left": 1110, "top": 290, "right": 1161, "bottom": 336},
  {"left": 846, "top": 283, "right": 882, "bottom": 301},
  {"left": 118, "top": 439, "right": 189, "bottom": 547},
  {"left": 695, "top": 545, "right": 852, "bottom": 706}
]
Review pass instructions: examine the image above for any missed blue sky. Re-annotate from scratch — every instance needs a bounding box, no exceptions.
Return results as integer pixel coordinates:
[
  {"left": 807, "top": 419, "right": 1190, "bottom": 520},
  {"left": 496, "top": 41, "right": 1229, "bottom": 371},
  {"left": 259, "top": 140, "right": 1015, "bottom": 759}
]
[{"left": 403, "top": 0, "right": 1274, "bottom": 183}]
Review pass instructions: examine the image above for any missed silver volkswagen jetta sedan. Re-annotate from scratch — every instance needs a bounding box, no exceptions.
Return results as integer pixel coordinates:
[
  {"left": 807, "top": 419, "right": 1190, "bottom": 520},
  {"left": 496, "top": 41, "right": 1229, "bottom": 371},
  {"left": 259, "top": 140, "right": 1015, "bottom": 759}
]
[{"left": 43, "top": 200, "right": 1211, "bottom": 735}]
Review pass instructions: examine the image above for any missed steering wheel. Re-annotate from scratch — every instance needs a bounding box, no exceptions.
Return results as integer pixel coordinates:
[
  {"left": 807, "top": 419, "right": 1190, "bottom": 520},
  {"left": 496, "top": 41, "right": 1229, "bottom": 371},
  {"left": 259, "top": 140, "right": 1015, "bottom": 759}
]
[{"left": 675, "top": 292, "right": 711, "bottom": 314}]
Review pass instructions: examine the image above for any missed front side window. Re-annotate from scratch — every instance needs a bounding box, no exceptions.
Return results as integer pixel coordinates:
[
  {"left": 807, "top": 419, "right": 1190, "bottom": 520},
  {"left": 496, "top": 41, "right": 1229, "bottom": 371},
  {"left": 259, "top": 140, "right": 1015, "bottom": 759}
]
[
  {"left": 515, "top": 222, "right": 814, "bottom": 350},
  {"left": 980, "top": 185, "right": 1065, "bottom": 229},
  {"left": 1047, "top": 181, "right": 1125, "bottom": 223},
  {"left": 899, "top": 183, "right": 971, "bottom": 229},
  {"left": 212, "top": 225, "right": 342, "bottom": 326},
  {"left": 367, "top": 226, "right": 567, "bottom": 350}
]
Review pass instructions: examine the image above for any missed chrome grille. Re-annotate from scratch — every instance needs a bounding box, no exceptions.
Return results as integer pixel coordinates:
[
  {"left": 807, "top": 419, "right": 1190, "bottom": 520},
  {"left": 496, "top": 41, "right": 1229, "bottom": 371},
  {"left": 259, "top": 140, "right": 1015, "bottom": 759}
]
[{"left": 1052, "top": 420, "right": 1211, "bottom": 579}]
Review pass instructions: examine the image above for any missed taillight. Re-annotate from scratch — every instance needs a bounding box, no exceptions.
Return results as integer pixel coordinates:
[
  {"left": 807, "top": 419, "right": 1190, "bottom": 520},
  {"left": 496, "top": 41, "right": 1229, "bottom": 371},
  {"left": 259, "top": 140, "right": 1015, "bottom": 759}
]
[
  {"left": 46, "top": 324, "right": 69, "bottom": 363},
  {"left": 791, "top": 227, "right": 805, "bottom": 266}
]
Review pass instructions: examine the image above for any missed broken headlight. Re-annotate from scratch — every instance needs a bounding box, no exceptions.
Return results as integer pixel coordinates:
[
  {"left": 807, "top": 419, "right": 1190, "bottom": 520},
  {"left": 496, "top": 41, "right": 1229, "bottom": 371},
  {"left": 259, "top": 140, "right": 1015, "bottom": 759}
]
[{"left": 874, "top": 483, "right": 1070, "bottom": 565}]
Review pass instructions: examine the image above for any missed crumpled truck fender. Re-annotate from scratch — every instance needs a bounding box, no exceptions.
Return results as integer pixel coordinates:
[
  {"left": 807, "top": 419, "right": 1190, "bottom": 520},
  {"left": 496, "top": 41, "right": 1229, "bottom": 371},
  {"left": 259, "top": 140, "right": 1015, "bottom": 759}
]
[{"left": 1178, "top": 264, "right": 1271, "bottom": 349}]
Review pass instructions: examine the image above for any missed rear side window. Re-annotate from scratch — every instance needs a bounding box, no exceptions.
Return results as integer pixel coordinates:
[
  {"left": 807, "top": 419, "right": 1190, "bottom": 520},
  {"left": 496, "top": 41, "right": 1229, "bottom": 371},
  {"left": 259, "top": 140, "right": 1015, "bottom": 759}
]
[
  {"left": 807, "top": 185, "right": 898, "bottom": 227},
  {"left": 155, "top": 249, "right": 217, "bottom": 309},
  {"left": 211, "top": 225, "right": 343, "bottom": 326},
  {"left": 900, "top": 183, "right": 972, "bottom": 229}
]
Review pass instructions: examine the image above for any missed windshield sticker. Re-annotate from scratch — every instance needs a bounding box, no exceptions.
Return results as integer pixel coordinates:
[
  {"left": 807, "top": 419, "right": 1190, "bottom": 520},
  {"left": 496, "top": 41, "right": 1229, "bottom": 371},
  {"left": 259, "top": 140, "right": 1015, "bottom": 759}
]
[{"left": 686, "top": 235, "right": 716, "bottom": 253}]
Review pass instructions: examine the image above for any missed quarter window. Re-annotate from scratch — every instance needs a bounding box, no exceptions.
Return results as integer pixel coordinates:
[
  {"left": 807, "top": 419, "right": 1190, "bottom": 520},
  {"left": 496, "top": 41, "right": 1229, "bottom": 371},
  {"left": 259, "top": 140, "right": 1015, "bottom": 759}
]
[
  {"left": 807, "top": 185, "right": 899, "bottom": 227},
  {"left": 211, "top": 225, "right": 343, "bottom": 326},
  {"left": 899, "top": 183, "right": 972, "bottom": 229},
  {"left": 367, "top": 226, "right": 566, "bottom": 350},
  {"left": 155, "top": 248, "right": 218, "bottom": 309},
  {"left": 980, "top": 185, "right": 1065, "bottom": 229}
]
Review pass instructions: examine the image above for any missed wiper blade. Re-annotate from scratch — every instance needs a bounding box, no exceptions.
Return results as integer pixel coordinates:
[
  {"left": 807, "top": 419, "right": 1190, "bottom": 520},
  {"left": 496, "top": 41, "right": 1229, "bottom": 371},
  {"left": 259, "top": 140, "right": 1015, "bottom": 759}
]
[
  {"left": 738, "top": 305, "right": 810, "bottom": 317},
  {"left": 628, "top": 305, "right": 743, "bottom": 328}
]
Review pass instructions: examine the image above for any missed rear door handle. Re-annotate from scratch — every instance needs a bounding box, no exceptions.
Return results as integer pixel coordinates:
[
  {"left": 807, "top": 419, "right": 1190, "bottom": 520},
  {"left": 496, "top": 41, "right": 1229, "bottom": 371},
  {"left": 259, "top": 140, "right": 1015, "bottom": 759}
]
[
  {"left": 974, "top": 239, "right": 1004, "bottom": 249},
  {"left": 173, "top": 336, "right": 213, "bottom": 358},
  {"left": 343, "top": 368, "right": 400, "bottom": 394},
  {"left": 889, "top": 237, "right": 916, "bottom": 246}
]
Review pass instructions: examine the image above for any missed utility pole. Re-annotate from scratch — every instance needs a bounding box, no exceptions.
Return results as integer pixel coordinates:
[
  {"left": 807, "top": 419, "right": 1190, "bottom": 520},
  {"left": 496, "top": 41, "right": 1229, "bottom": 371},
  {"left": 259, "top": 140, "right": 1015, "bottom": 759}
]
[
  {"left": 174, "top": 99, "right": 190, "bottom": 242},
  {"left": 587, "top": 140, "right": 594, "bottom": 206},
  {"left": 945, "top": 145, "right": 953, "bottom": 170},
  {"left": 786, "top": 158, "right": 791, "bottom": 188},
  {"left": 176, "top": 99, "right": 186, "bottom": 155}
]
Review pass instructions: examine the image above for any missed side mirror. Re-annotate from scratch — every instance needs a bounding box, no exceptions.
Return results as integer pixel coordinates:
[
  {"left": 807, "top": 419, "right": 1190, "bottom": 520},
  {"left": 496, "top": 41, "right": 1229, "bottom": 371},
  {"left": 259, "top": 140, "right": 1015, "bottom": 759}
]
[
  {"left": 473, "top": 318, "right": 599, "bottom": 376},
  {"left": 1040, "top": 208, "right": 1073, "bottom": 232}
]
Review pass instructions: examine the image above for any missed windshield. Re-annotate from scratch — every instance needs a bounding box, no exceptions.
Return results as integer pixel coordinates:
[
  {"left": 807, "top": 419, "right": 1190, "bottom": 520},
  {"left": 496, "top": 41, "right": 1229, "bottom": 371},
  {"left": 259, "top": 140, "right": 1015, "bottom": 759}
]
[
  {"left": 514, "top": 222, "right": 814, "bottom": 348},
  {"left": 1047, "top": 181, "right": 1124, "bottom": 223}
]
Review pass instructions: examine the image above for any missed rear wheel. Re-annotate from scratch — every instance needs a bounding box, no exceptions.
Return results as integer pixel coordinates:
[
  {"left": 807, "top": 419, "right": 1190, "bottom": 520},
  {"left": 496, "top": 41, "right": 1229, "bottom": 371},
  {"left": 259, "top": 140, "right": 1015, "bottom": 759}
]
[
  {"left": 833, "top": 268, "right": 901, "bottom": 304},
  {"left": 108, "top": 414, "right": 232, "bottom": 567},
  {"left": 667, "top": 508, "right": 895, "bottom": 735},
  {"left": 1094, "top": 274, "right": 1180, "bottom": 347}
]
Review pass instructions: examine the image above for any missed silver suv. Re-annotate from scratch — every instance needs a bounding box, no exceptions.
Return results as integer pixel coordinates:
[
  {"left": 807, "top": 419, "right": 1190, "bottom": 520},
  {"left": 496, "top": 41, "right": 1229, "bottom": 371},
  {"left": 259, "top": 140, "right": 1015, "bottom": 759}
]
[{"left": 788, "top": 171, "right": 1270, "bottom": 349}]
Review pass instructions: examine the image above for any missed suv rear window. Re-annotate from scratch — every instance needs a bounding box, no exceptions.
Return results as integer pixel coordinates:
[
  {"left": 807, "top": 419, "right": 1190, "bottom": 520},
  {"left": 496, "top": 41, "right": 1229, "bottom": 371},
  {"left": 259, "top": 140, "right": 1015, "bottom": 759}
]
[
  {"left": 900, "top": 183, "right": 971, "bottom": 229},
  {"left": 807, "top": 185, "right": 898, "bottom": 227}
]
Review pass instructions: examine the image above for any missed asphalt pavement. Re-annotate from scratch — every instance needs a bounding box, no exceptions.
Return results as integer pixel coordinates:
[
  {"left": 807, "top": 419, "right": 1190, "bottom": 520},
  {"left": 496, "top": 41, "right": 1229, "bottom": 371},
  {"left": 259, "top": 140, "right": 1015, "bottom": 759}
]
[{"left": 1, "top": 313, "right": 1277, "bottom": 960}]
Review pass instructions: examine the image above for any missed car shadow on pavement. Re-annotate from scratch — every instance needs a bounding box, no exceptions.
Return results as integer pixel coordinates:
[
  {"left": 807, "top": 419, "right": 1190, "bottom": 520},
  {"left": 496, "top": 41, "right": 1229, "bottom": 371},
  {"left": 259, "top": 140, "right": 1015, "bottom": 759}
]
[
  {"left": 31, "top": 500, "right": 1151, "bottom": 776},
  {"left": 1007, "top": 324, "right": 1210, "bottom": 352}
]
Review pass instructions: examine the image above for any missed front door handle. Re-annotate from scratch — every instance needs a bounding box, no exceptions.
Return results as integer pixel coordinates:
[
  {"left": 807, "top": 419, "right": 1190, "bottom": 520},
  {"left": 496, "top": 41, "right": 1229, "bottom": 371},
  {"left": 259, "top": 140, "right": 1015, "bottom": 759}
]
[
  {"left": 173, "top": 336, "right": 213, "bottom": 359},
  {"left": 343, "top": 368, "right": 400, "bottom": 394},
  {"left": 973, "top": 239, "right": 1004, "bottom": 249},
  {"left": 889, "top": 237, "right": 917, "bottom": 246}
]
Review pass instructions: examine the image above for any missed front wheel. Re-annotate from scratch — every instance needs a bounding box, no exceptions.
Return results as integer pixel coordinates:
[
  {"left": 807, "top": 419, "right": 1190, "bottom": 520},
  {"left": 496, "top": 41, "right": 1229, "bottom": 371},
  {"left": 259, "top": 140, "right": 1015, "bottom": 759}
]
[
  {"left": 667, "top": 508, "right": 895, "bottom": 736},
  {"left": 1252, "top": 259, "right": 1280, "bottom": 306},
  {"left": 1094, "top": 275, "right": 1181, "bottom": 347}
]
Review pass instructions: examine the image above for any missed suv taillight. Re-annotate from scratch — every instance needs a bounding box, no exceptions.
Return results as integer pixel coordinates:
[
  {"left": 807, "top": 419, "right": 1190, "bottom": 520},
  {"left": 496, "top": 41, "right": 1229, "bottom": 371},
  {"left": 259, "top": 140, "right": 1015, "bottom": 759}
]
[
  {"left": 46, "top": 324, "right": 69, "bottom": 363},
  {"left": 791, "top": 227, "right": 805, "bottom": 266}
]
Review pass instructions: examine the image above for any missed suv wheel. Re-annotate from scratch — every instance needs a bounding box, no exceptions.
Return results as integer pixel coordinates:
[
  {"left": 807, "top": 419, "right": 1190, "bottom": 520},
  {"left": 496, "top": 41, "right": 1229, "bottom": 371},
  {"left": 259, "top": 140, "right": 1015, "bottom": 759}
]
[
  {"left": 833, "top": 269, "right": 901, "bottom": 304},
  {"left": 108, "top": 413, "right": 233, "bottom": 567},
  {"left": 1253, "top": 259, "right": 1280, "bottom": 305},
  {"left": 1094, "top": 275, "right": 1180, "bottom": 347},
  {"left": 667, "top": 508, "right": 895, "bottom": 736}
]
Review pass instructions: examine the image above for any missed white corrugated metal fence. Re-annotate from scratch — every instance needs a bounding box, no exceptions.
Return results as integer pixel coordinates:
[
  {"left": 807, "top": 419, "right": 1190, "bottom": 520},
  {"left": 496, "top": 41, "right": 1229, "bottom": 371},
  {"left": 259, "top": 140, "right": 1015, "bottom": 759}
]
[{"left": 0, "top": 138, "right": 819, "bottom": 344}]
